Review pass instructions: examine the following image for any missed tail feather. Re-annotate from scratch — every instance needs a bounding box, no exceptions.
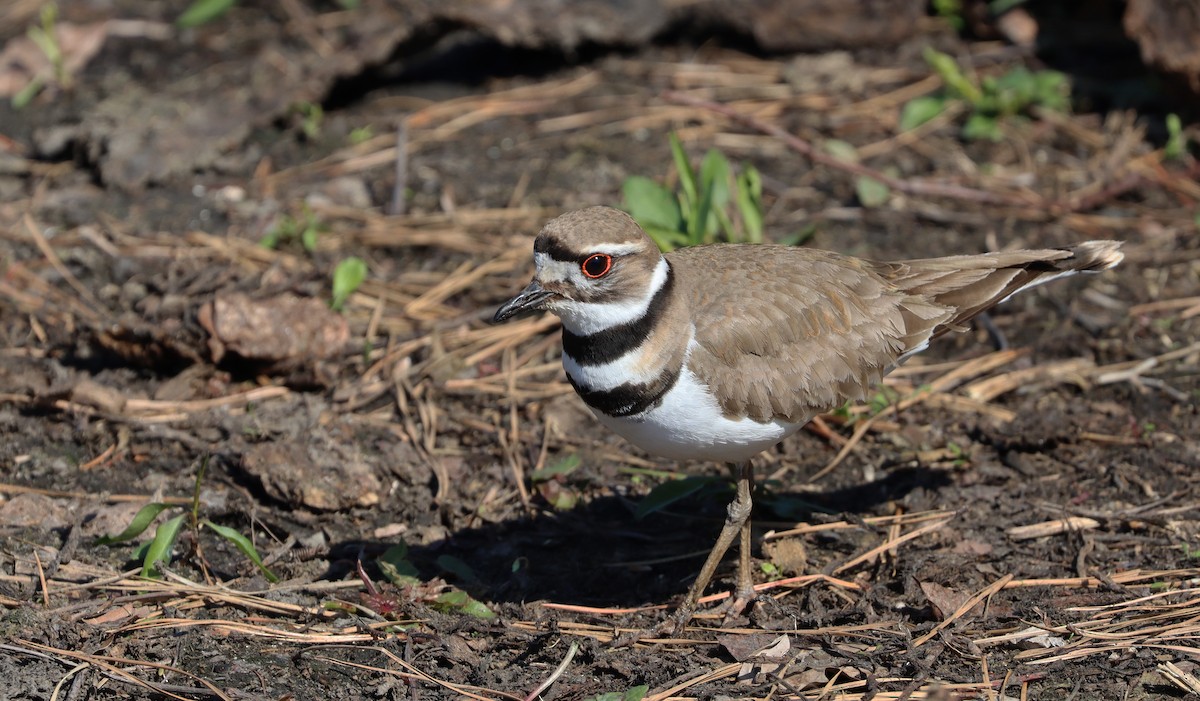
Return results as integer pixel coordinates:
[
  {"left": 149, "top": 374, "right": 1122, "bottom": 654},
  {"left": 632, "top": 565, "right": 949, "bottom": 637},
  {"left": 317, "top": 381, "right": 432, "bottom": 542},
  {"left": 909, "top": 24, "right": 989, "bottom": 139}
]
[{"left": 878, "top": 240, "right": 1123, "bottom": 355}]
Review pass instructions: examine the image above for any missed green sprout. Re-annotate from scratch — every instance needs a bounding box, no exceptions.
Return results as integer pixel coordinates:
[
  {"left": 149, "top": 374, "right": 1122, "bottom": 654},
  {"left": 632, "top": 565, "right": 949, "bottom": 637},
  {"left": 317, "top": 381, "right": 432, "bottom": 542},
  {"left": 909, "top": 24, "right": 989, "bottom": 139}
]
[
  {"left": 330, "top": 256, "right": 366, "bottom": 311},
  {"left": 900, "top": 47, "right": 1069, "bottom": 142},
  {"left": 621, "top": 133, "right": 766, "bottom": 251},
  {"left": 96, "top": 458, "right": 278, "bottom": 582}
]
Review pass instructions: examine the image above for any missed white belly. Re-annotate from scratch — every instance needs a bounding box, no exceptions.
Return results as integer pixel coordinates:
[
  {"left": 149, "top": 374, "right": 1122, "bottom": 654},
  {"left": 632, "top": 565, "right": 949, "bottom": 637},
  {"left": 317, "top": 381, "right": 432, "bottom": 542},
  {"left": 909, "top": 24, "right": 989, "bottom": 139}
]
[{"left": 590, "top": 367, "right": 801, "bottom": 462}]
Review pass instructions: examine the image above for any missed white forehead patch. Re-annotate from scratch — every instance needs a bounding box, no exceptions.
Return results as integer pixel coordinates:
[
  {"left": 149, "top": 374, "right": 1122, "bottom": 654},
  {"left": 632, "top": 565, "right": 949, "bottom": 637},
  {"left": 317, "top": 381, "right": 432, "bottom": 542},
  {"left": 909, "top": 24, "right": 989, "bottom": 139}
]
[{"left": 533, "top": 252, "right": 578, "bottom": 284}]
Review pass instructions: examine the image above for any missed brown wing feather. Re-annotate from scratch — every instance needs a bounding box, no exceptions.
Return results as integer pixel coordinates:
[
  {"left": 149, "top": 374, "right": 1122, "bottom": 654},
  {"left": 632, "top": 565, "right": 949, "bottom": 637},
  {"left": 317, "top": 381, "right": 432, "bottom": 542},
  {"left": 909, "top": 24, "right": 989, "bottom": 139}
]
[
  {"left": 668, "top": 240, "right": 1121, "bottom": 424},
  {"left": 669, "top": 245, "right": 939, "bottom": 423}
]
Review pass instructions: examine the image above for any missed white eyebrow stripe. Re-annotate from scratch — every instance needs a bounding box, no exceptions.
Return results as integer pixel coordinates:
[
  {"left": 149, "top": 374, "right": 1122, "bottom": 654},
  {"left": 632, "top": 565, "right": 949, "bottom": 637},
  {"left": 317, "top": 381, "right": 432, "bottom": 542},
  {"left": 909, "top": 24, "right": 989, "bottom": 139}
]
[{"left": 586, "top": 242, "right": 644, "bottom": 256}]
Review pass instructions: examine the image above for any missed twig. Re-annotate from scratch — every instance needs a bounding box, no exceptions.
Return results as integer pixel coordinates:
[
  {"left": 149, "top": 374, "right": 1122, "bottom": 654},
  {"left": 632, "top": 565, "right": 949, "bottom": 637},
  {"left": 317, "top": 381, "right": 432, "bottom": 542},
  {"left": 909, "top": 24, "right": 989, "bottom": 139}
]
[
  {"left": 1007, "top": 517, "right": 1101, "bottom": 541},
  {"left": 523, "top": 641, "right": 578, "bottom": 701},
  {"left": 913, "top": 575, "right": 1014, "bottom": 647},
  {"left": 389, "top": 118, "right": 409, "bottom": 216},
  {"left": 832, "top": 518, "right": 953, "bottom": 575},
  {"left": 22, "top": 213, "right": 103, "bottom": 321}
]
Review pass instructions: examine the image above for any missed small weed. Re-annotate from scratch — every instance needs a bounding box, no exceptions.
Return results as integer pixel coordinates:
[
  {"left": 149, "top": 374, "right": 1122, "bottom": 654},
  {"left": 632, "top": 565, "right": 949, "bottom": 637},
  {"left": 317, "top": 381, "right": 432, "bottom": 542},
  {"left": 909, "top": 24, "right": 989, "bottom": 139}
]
[
  {"left": 177, "top": 0, "right": 235, "bottom": 27},
  {"left": 374, "top": 543, "right": 496, "bottom": 619},
  {"left": 259, "top": 207, "right": 365, "bottom": 312},
  {"left": 330, "top": 256, "right": 367, "bottom": 311},
  {"left": 822, "top": 139, "right": 896, "bottom": 208},
  {"left": 349, "top": 125, "right": 374, "bottom": 145},
  {"left": 901, "top": 47, "right": 1069, "bottom": 141},
  {"left": 1164, "top": 114, "right": 1189, "bottom": 161},
  {"left": 179, "top": 0, "right": 356, "bottom": 27},
  {"left": 530, "top": 453, "right": 582, "bottom": 510},
  {"left": 293, "top": 101, "right": 324, "bottom": 141},
  {"left": 830, "top": 401, "right": 854, "bottom": 422},
  {"left": 946, "top": 441, "right": 970, "bottom": 467},
  {"left": 932, "top": 0, "right": 964, "bottom": 31},
  {"left": 1181, "top": 543, "right": 1200, "bottom": 560},
  {"left": 759, "top": 560, "right": 785, "bottom": 581},
  {"left": 261, "top": 206, "right": 325, "bottom": 252},
  {"left": 867, "top": 386, "right": 902, "bottom": 416},
  {"left": 585, "top": 686, "right": 649, "bottom": 701},
  {"left": 530, "top": 453, "right": 581, "bottom": 482},
  {"left": 96, "top": 458, "right": 278, "bottom": 582},
  {"left": 622, "top": 133, "right": 765, "bottom": 251},
  {"left": 13, "top": 4, "right": 65, "bottom": 108}
]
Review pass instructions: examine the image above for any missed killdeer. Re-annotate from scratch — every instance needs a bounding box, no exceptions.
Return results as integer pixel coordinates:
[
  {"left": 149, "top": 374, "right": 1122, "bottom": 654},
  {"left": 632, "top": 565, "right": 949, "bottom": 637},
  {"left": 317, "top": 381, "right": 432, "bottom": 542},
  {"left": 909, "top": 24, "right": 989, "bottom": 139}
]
[{"left": 494, "top": 206, "right": 1122, "bottom": 630}]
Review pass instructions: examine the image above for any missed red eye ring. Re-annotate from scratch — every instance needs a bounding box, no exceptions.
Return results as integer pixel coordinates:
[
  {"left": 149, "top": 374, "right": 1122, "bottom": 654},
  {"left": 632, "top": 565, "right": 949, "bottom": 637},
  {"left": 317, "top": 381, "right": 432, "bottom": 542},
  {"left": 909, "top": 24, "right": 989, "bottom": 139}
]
[{"left": 581, "top": 253, "right": 613, "bottom": 279}]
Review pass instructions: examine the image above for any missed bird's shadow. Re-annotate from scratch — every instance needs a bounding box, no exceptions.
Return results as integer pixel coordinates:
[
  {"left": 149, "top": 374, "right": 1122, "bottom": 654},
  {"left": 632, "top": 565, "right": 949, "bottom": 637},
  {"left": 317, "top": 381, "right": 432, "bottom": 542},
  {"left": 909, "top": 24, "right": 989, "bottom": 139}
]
[{"left": 326, "top": 466, "right": 951, "bottom": 609}]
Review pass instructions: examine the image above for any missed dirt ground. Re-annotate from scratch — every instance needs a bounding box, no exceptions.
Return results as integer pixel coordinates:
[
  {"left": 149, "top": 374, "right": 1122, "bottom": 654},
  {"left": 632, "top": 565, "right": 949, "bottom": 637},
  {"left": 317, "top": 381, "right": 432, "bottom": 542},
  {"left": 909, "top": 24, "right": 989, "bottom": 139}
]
[{"left": 2, "top": 2, "right": 1199, "bottom": 700}]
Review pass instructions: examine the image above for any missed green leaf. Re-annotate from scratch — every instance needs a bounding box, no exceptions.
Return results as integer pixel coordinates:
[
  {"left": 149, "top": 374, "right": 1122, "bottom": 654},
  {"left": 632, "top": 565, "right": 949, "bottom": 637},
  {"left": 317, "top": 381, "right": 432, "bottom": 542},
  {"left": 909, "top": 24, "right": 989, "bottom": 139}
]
[
  {"left": 622, "top": 176, "right": 684, "bottom": 233},
  {"left": 899, "top": 96, "right": 947, "bottom": 131},
  {"left": 669, "top": 133, "right": 697, "bottom": 207},
  {"left": 301, "top": 223, "right": 319, "bottom": 252},
  {"left": 27, "top": 27, "right": 59, "bottom": 68},
  {"left": 587, "top": 686, "right": 649, "bottom": 701},
  {"left": 643, "top": 225, "right": 687, "bottom": 252},
  {"left": 855, "top": 175, "right": 891, "bottom": 208},
  {"left": 1165, "top": 113, "right": 1186, "bottom": 160},
  {"left": 457, "top": 596, "right": 497, "bottom": 619},
  {"left": 923, "top": 47, "right": 981, "bottom": 105},
  {"left": 687, "top": 173, "right": 715, "bottom": 246},
  {"left": 821, "top": 139, "right": 859, "bottom": 163},
  {"left": 735, "top": 165, "right": 764, "bottom": 244},
  {"left": 962, "top": 113, "right": 1002, "bottom": 141},
  {"left": 177, "top": 0, "right": 236, "bottom": 27},
  {"left": 131, "top": 540, "right": 154, "bottom": 563},
  {"left": 142, "top": 514, "right": 186, "bottom": 579},
  {"left": 548, "top": 488, "right": 577, "bottom": 511},
  {"left": 331, "top": 256, "right": 367, "bottom": 311},
  {"left": 377, "top": 544, "right": 420, "bottom": 586},
  {"left": 434, "top": 590, "right": 496, "bottom": 619},
  {"left": 1033, "top": 71, "right": 1069, "bottom": 112},
  {"left": 530, "top": 453, "right": 582, "bottom": 482},
  {"left": 96, "top": 503, "right": 175, "bottom": 545},
  {"left": 700, "top": 149, "right": 732, "bottom": 238},
  {"left": 634, "top": 476, "right": 713, "bottom": 520},
  {"left": 932, "top": 0, "right": 964, "bottom": 30},
  {"left": 11, "top": 75, "right": 45, "bottom": 109},
  {"left": 779, "top": 222, "right": 818, "bottom": 247},
  {"left": 202, "top": 519, "right": 279, "bottom": 582},
  {"left": 436, "top": 555, "right": 480, "bottom": 585}
]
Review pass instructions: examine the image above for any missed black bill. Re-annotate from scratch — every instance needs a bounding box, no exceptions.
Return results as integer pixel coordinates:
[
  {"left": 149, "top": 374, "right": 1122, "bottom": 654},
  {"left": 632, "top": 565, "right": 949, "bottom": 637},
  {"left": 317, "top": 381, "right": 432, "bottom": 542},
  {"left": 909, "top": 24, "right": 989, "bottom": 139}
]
[{"left": 493, "top": 280, "right": 554, "bottom": 322}]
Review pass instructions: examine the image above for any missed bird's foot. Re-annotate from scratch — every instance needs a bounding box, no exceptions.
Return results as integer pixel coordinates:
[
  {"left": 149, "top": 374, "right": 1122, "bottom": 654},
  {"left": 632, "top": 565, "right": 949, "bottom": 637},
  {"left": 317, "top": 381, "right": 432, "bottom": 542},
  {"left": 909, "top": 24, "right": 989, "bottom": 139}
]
[{"left": 719, "top": 581, "right": 760, "bottom": 619}]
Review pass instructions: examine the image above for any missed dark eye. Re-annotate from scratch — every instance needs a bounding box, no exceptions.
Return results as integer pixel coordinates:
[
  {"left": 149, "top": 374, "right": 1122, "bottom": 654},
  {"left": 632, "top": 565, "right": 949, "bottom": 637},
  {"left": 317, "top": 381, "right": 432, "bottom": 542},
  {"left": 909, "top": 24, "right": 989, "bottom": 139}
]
[{"left": 581, "top": 253, "right": 612, "bottom": 279}]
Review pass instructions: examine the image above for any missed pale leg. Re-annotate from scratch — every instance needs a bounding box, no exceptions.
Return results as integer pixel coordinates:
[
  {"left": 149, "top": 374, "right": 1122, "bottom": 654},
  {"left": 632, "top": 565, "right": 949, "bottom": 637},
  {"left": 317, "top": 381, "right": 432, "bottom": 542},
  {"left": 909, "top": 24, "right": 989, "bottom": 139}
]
[{"left": 659, "top": 460, "right": 754, "bottom": 634}]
